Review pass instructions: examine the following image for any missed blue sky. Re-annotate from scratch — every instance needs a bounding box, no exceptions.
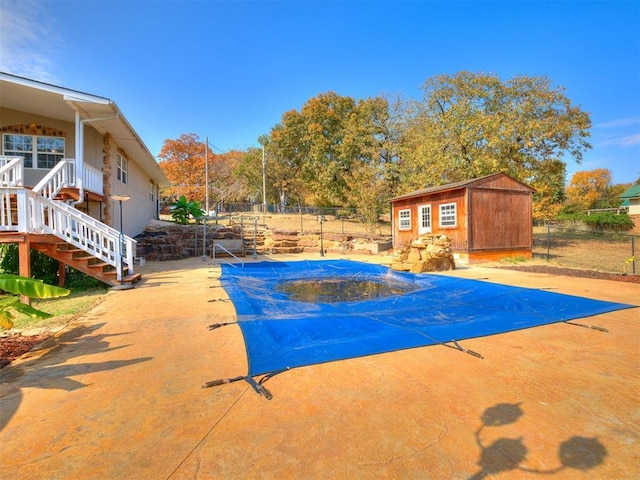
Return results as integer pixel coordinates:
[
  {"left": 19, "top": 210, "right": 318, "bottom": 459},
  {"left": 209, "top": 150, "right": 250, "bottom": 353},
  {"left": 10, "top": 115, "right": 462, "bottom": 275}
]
[{"left": 1, "top": 0, "right": 639, "bottom": 184}]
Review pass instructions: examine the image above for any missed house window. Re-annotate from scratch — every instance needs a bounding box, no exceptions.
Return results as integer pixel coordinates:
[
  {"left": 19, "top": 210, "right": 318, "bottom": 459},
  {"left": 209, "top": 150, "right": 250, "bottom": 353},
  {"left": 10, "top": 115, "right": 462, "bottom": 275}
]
[
  {"left": 148, "top": 181, "right": 155, "bottom": 201},
  {"left": 2, "top": 133, "right": 64, "bottom": 169},
  {"left": 117, "top": 154, "right": 128, "bottom": 184},
  {"left": 398, "top": 209, "right": 411, "bottom": 230},
  {"left": 418, "top": 204, "right": 431, "bottom": 234},
  {"left": 439, "top": 203, "right": 457, "bottom": 227}
]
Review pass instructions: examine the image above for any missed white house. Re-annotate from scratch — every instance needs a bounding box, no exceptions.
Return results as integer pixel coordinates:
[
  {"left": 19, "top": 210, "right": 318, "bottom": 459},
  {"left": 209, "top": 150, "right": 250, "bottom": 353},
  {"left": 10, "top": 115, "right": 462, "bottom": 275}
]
[{"left": 0, "top": 72, "right": 170, "bottom": 285}]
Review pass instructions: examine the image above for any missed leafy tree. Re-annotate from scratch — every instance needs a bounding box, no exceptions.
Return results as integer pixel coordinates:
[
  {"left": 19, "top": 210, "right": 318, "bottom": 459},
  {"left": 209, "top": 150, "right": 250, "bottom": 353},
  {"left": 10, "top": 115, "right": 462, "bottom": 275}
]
[
  {"left": 398, "top": 72, "right": 591, "bottom": 209},
  {"left": 0, "top": 274, "right": 70, "bottom": 330},
  {"left": 209, "top": 150, "right": 247, "bottom": 211},
  {"left": 158, "top": 133, "right": 206, "bottom": 204},
  {"left": 234, "top": 142, "right": 271, "bottom": 206},
  {"left": 565, "top": 168, "right": 613, "bottom": 211},
  {"left": 159, "top": 134, "right": 248, "bottom": 212},
  {"left": 266, "top": 92, "right": 395, "bottom": 210},
  {"left": 531, "top": 159, "right": 566, "bottom": 222},
  {"left": 170, "top": 195, "right": 204, "bottom": 224},
  {"left": 344, "top": 161, "right": 387, "bottom": 239}
]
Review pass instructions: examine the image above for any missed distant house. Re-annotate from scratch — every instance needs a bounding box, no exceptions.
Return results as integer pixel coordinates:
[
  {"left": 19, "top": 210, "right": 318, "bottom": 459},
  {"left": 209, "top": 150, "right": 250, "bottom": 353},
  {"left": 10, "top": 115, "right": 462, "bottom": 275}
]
[
  {"left": 620, "top": 184, "right": 640, "bottom": 215},
  {"left": 0, "top": 72, "right": 170, "bottom": 285},
  {"left": 620, "top": 184, "right": 640, "bottom": 233},
  {"left": 390, "top": 173, "right": 535, "bottom": 263}
]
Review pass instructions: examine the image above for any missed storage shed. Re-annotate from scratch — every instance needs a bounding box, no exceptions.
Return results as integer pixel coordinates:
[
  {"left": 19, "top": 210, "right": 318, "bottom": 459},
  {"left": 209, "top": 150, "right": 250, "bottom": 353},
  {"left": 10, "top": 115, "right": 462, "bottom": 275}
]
[{"left": 390, "top": 173, "right": 535, "bottom": 263}]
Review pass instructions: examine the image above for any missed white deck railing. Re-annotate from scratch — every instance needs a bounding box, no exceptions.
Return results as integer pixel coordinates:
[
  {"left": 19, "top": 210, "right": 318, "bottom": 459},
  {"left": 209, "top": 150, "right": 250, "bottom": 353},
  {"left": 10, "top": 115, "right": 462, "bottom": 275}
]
[
  {"left": 32, "top": 157, "right": 103, "bottom": 199},
  {"left": 83, "top": 163, "right": 104, "bottom": 196}
]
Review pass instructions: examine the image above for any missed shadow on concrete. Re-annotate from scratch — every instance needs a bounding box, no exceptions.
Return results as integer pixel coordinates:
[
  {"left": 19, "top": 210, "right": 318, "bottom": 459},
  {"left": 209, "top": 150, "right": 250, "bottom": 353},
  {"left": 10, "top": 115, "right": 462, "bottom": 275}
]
[
  {"left": 0, "top": 322, "right": 152, "bottom": 432},
  {"left": 469, "top": 402, "right": 607, "bottom": 479}
]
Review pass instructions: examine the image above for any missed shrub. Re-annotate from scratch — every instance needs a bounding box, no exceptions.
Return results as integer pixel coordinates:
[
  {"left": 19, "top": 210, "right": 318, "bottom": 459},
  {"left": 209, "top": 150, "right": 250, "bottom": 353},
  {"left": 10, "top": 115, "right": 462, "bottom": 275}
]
[{"left": 555, "top": 212, "right": 634, "bottom": 232}]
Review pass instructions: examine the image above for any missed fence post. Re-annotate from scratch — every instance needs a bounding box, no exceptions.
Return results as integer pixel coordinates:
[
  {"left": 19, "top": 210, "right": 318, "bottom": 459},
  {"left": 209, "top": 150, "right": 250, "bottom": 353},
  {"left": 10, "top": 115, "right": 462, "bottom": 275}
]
[
  {"left": 632, "top": 235, "right": 636, "bottom": 275},
  {"left": 546, "top": 223, "right": 550, "bottom": 261}
]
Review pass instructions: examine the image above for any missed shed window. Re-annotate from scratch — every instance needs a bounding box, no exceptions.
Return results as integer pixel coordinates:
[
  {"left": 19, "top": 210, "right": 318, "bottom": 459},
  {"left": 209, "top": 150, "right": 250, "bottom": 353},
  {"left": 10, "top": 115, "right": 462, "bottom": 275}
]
[
  {"left": 439, "top": 203, "right": 457, "bottom": 227},
  {"left": 3, "top": 133, "right": 64, "bottom": 169},
  {"left": 398, "top": 209, "right": 411, "bottom": 230},
  {"left": 117, "top": 153, "right": 128, "bottom": 184}
]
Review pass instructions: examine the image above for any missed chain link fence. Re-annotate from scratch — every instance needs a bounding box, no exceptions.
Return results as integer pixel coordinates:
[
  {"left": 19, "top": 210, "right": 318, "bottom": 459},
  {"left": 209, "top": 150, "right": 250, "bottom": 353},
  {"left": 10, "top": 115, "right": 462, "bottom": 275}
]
[
  {"left": 190, "top": 203, "right": 393, "bottom": 239},
  {"left": 534, "top": 225, "right": 638, "bottom": 275}
]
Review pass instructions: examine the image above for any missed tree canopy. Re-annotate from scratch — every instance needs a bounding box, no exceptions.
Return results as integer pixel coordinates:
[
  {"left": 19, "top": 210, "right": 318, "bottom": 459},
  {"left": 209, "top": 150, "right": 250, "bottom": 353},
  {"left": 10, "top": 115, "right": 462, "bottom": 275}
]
[
  {"left": 158, "top": 133, "right": 245, "bottom": 211},
  {"left": 565, "top": 168, "right": 630, "bottom": 212},
  {"left": 163, "top": 72, "right": 601, "bottom": 222},
  {"left": 397, "top": 72, "right": 591, "bottom": 194}
]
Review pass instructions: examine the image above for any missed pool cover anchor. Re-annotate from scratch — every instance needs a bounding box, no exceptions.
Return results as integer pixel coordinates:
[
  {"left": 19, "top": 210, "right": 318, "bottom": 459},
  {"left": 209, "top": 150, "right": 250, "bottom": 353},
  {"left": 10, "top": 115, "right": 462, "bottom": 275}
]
[
  {"left": 202, "top": 370, "right": 289, "bottom": 400},
  {"left": 446, "top": 340, "right": 484, "bottom": 359},
  {"left": 202, "top": 375, "right": 274, "bottom": 400}
]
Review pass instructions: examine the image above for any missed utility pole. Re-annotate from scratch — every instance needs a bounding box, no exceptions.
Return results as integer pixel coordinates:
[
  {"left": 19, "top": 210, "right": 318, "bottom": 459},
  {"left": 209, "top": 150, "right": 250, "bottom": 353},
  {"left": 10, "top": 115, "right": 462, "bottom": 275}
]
[
  {"left": 205, "top": 136, "right": 209, "bottom": 215},
  {"left": 262, "top": 145, "right": 267, "bottom": 226}
]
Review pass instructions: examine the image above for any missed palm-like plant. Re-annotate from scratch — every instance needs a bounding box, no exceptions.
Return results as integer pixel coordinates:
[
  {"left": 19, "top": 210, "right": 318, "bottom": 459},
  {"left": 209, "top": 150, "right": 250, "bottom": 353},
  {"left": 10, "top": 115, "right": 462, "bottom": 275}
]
[
  {"left": 0, "top": 274, "right": 70, "bottom": 330},
  {"left": 170, "top": 195, "right": 205, "bottom": 224}
]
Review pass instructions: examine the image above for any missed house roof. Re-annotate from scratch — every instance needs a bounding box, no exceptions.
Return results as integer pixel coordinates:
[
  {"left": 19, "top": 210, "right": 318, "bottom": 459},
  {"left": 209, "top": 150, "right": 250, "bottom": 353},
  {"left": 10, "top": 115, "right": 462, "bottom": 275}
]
[
  {"left": 620, "top": 184, "right": 640, "bottom": 206},
  {"left": 620, "top": 184, "right": 640, "bottom": 199},
  {"left": 390, "top": 172, "right": 534, "bottom": 202},
  {"left": 0, "top": 72, "right": 170, "bottom": 187}
]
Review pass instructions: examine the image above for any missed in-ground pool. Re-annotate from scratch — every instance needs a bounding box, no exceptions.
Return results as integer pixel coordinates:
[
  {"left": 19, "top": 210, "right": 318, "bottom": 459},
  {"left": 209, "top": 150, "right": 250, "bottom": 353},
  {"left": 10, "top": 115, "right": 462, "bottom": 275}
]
[{"left": 218, "top": 259, "right": 634, "bottom": 378}]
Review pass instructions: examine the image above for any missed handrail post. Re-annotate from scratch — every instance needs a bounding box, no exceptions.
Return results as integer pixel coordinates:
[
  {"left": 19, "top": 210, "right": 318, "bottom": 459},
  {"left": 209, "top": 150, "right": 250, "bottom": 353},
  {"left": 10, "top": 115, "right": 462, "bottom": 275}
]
[{"left": 16, "top": 189, "right": 28, "bottom": 232}]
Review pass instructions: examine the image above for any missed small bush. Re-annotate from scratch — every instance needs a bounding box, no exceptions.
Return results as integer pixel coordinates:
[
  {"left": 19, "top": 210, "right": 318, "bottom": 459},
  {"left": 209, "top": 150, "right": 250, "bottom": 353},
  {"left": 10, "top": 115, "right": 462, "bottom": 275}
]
[
  {"left": 555, "top": 212, "right": 634, "bottom": 232},
  {"left": 0, "top": 244, "right": 58, "bottom": 284}
]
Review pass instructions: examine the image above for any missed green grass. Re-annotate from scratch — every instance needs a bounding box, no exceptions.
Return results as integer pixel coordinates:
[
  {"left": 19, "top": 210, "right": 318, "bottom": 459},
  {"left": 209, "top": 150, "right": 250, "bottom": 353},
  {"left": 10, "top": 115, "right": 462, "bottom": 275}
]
[
  {"left": 500, "top": 255, "right": 528, "bottom": 264},
  {"left": 1, "top": 287, "right": 108, "bottom": 332}
]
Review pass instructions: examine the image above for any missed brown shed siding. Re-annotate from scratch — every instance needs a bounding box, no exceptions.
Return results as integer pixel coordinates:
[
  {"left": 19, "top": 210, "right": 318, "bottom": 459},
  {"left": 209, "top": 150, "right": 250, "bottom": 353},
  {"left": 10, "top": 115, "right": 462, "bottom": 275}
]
[
  {"left": 468, "top": 188, "right": 532, "bottom": 250},
  {"left": 391, "top": 173, "right": 534, "bottom": 261},
  {"left": 393, "top": 189, "right": 468, "bottom": 250}
]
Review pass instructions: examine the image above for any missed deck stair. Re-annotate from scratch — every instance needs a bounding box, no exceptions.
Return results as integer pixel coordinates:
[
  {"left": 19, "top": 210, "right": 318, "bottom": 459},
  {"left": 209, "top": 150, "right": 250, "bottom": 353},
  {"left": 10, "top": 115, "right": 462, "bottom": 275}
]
[{"left": 0, "top": 156, "right": 138, "bottom": 287}]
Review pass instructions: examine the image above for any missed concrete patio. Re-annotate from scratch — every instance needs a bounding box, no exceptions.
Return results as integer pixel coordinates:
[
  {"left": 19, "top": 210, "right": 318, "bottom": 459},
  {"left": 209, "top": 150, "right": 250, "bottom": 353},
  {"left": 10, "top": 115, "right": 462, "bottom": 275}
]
[{"left": 0, "top": 255, "right": 638, "bottom": 479}]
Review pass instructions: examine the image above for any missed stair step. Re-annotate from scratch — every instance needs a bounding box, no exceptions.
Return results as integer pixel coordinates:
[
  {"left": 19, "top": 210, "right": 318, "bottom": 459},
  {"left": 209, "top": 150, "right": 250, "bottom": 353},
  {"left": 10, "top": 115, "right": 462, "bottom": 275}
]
[
  {"left": 88, "top": 262, "right": 110, "bottom": 269},
  {"left": 57, "top": 248, "right": 84, "bottom": 255},
  {"left": 122, "top": 273, "right": 142, "bottom": 284},
  {"left": 74, "top": 255, "right": 98, "bottom": 261}
]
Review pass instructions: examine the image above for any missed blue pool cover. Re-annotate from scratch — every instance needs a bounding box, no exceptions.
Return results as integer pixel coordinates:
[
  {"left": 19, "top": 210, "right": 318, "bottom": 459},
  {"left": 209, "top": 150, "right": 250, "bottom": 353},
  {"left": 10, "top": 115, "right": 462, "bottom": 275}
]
[{"left": 220, "top": 259, "right": 634, "bottom": 376}]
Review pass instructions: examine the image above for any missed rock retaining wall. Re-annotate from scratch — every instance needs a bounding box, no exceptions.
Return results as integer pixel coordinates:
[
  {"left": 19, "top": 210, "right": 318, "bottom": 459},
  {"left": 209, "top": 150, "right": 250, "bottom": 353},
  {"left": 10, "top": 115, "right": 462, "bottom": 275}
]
[
  {"left": 135, "top": 224, "right": 247, "bottom": 261},
  {"left": 266, "top": 230, "right": 392, "bottom": 255},
  {"left": 134, "top": 223, "right": 392, "bottom": 260},
  {"left": 390, "top": 234, "right": 456, "bottom": 273}
]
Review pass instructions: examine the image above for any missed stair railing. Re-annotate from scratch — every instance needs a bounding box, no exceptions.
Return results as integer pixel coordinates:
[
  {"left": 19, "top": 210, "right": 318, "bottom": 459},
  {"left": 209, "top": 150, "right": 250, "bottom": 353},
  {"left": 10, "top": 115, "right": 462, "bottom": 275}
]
[
  {"left": 0, "top": 156, "right": 24, "bottom": 187},
  {"left": 212, "top": 243, "right": 244, "bottom": 268},
  {"left": 2, "top": 156, "right": 135, "bottom": 282},
  {"left": 27, "top": 190, "right": 135, "bottom": 281},
  {"left": 32, "top": 158, "right": 75, "bottom": 200},
  {"left": 33, "top": 158, "right": 104, "bottom": 199}
]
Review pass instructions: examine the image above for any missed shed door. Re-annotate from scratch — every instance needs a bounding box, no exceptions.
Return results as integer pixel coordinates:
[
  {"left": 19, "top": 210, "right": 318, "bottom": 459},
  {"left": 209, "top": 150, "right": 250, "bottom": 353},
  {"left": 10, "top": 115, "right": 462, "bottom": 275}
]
[{"left": 418, "top": 204, "right": 432, "bottom": 234}]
